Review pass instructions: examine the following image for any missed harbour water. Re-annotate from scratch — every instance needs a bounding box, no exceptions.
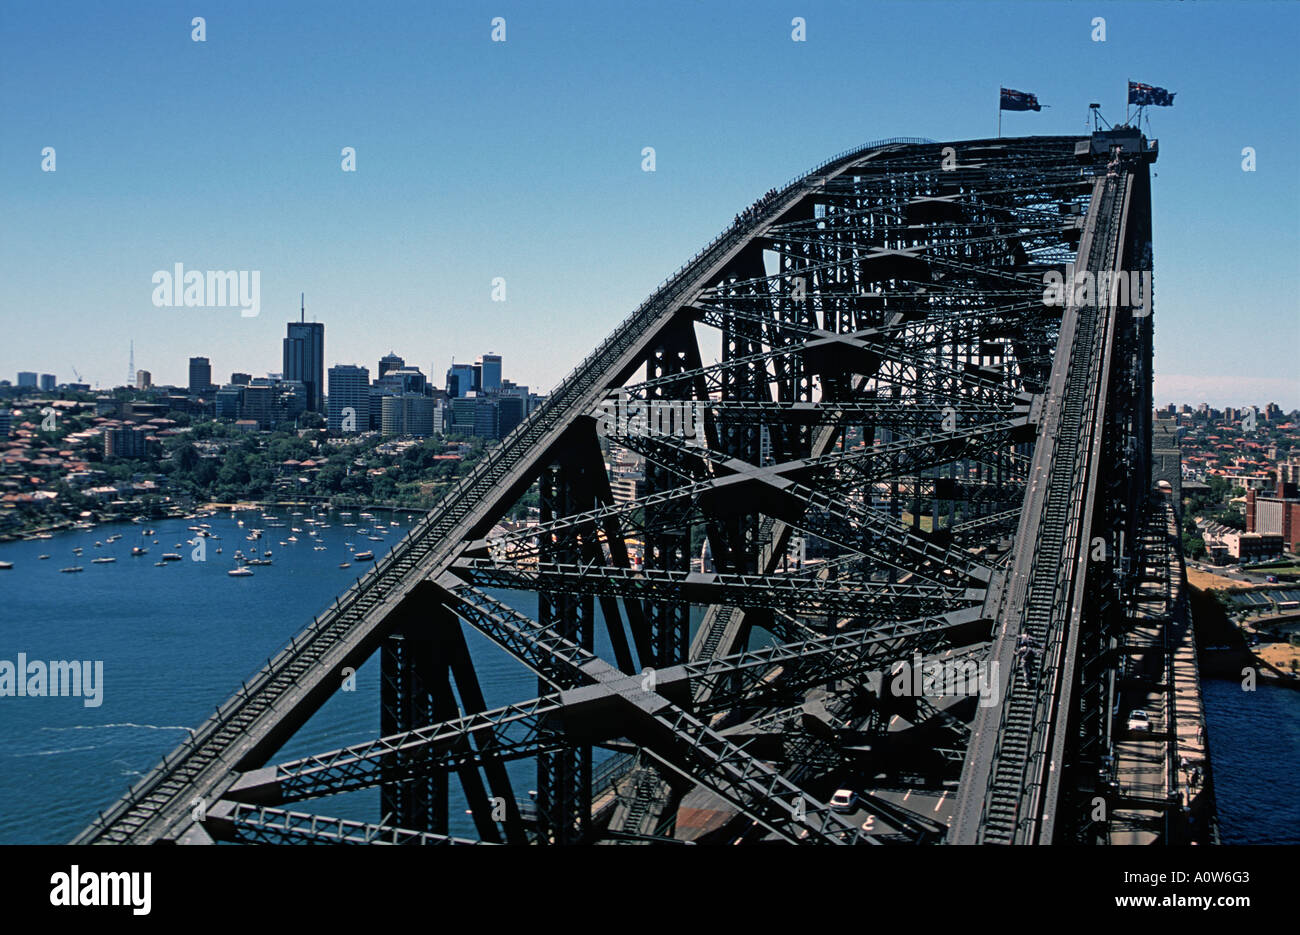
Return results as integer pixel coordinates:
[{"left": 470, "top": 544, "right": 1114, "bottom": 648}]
[{"left": 0, "top": 509, "right": 1295, "bottom": 843}]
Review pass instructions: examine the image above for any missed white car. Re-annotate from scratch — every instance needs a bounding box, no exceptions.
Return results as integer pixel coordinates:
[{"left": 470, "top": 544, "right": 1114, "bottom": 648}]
[
  {"left": 1127, "top": 710, "right": 1152, "bottom": 734},
  {"left": 829, "top": 789, "right": 858, "bottom": 813}
]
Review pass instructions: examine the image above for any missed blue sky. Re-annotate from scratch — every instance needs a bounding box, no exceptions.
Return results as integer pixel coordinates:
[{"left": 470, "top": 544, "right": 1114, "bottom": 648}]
[{"left": 2, "top": 1, "right": 1297, "bottom": 406}]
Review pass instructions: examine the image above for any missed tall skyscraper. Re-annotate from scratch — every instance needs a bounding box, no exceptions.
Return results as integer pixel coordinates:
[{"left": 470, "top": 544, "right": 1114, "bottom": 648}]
[
  {"left": 39, "top": 374, "right": 56, "bottom": 392},
  {"left": 283, "top": 296, "right": 325, "bottom": 412},
  {"left": 17, "top": 372, "right": 37, "bottom": 388},
  {"left": 328, "top": 364, "right": 370, "bottom": 434},
  {"left": 477, "top": 354, "right": 502, "bottom": 393},
  {"left": 188, "top": 357, "right": 213, "bottom": 395}
]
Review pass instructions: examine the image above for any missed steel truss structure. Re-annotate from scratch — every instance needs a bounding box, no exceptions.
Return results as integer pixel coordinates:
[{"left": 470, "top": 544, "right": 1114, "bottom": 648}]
[{"left": 76, "top": 131, "right": 1159, "bottom": 845}]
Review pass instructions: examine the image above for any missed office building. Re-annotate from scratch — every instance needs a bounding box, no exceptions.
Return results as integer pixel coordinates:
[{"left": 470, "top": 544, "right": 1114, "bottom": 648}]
[
  {"left": 39, "top": 374, "right": 56, "bottom": 392},
  {"left": 497, "top": 393, "right": 525, "bottom": 437},
  {"left": 17, "top": 372, "right": 37, "bottom": 388},
  {"left": 477, "top": 354, "right": 502, "bottom": 393},
  {"left": 446, "top": 361, "right": 476, "bottom": 398},
  {"left": 188, "top": 357, "right": 214, "bottom": 396},
  {"left": 230, "top": 372, "right": 251, "bottom": 386},
  {"left": 450, "top": 394, "right": 498, "bottom": 439},
  {"left": 328, "top": 364, "right": 370, "bottom": 434},
  {"left": 283, "top": 317, "right": 325, "bottom": 412},
  {"left": 214, "top": 385, "right": 245, "bottom": 419},
  {"left": 378, "top": 352, "right": 405, "bottom": 379},
  {"left": 376, "top": 367, "right": 428, "bottom": 396},
  {"left": 136, "top": 370, "right": 152, "bottom": 390},
  {"left": 381, "top": 393, "right": 436, "bottom": 437},
  {"left": 239, "top": 384, "right": 274, "bottom": 429}
]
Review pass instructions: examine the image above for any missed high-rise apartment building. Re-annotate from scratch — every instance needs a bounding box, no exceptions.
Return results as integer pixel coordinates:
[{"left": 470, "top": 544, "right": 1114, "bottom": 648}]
[{"left": 39, "top": 374, "right": 56, "bottom": 392}]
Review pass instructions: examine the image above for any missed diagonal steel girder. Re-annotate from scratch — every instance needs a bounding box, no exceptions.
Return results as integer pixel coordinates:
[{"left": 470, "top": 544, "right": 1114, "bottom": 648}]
[
  {"left": 223, "top": 609, "right": 981, "bottom": 809},
  {"left": 437, "top": 581, "right": 875, "bottom": 843}
]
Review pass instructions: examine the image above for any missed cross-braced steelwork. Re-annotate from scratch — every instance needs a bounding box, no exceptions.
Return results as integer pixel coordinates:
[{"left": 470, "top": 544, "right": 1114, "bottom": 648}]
[{"left": 75, "top": 130, "right": 1164, "bottom": 845}]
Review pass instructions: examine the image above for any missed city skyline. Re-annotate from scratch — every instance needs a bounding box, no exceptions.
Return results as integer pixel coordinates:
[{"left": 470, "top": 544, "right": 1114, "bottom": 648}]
[{"left": 3, "top": 3, "right": 1297, "bottom": 409}]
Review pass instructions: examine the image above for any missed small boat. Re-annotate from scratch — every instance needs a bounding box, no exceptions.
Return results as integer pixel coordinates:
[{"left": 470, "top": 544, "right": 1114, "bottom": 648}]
[
  {"left": 60, "top": 566, "right": 84, "bottom": 573},
  {"left": 247, "top": 558, "right": 272, "bottom": 566},
  {"left": 313, "top": 546, "right": 326, "bottom": 551},
  {"left": 152, "top": 540, "right": 159, "bottom": 545},
  {"left": 390, "top": 521, "right": 400, "bottom": 526},
  {"left": 73, "top": 547, "right": 83, "bottom": 555},
  {"left": 0, "top": 561, "right": 12, "bottom": 570},
  {"left": 368, "top": 536, "right": 383, "bottom": 541},
  {"left": 338, "top": 562, "right": 351, "bottom": 568},
  {"left": 279, "top": 540, "right": 287, "bottom": 546},
  {"left": 228, "top": 566, "right": 254, "bottom": 577},
  {"left": 287, "top": 536, "right": 298, "bottom": 542},
  {"left": 353, "top": 551, "right": 374, "bottom": 561},
  {"left": 36, "top": 533, "right": 53, "bottom": 540},
  {"left": 38, "top": 554, "right": 50, "bottom": 560},
  {"left": 154, "top": 561, "right": 167, "bottom": 567},
  {"left": 264, "top": 550, "right": 273, "bottom": 557},
  {"left": 106, "top": 534, "right": 122, "bottom": 543},
  {"left": 144, "top": 529, "right": 155, "bottom": 536},
  {"left": 131, "top": 546, "right": 148, "bottom": 556},
  {"left": 92, "top": 556, "right": 116, "bottom": 564},
  {"left": 161, "top": 553, "right": 183, "bottom": 562},
  {"left": 94, "top": 541, "right": 102, "bottom": 548},
  {"left": 216, "top": 547, "right": 222, "bottom": 554}
]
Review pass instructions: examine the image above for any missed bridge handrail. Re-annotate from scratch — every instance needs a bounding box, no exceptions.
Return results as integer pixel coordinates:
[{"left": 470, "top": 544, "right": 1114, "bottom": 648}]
[{"left": 82, "top": 134, "right": 935, "bottom": 841}]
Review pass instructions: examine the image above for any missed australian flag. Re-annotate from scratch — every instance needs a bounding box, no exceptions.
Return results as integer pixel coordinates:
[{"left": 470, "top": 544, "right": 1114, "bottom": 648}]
[
  {"left": 1000, "top": 88, "right": 1041, "bottom": 112},
  {"left": 1128, "top": 81, "right": 1176, "bottom": 107}
]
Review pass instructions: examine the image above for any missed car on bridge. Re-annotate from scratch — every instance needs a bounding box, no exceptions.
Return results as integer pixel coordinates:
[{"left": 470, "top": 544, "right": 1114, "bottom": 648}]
[
  {"left": 829, "top": 789, "right": 859, "bottom": 813},
  {"left": 1126, "top": 710, "right": 1152, "bottom": 735}
]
